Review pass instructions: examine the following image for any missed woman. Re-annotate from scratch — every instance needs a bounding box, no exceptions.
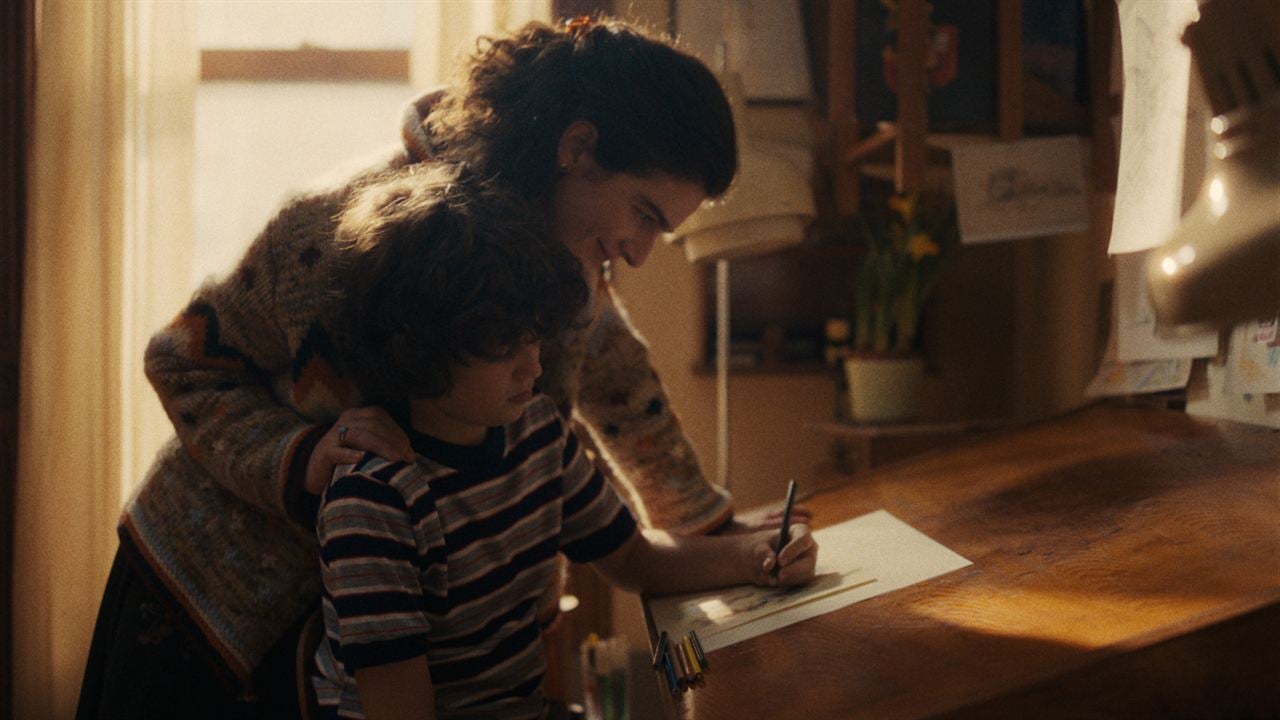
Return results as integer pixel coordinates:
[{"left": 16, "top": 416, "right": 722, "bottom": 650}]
[{"left": 77, "top": 16, "right": 803, "bottom": 718}]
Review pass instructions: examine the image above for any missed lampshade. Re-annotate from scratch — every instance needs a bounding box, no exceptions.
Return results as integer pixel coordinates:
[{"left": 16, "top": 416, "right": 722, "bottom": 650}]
[
  {"left": 667, "top": 73, "right": 815, "bottom": 262},
  {"left": 1145, "top": 0, "right": 1280, "bottom": 331}
]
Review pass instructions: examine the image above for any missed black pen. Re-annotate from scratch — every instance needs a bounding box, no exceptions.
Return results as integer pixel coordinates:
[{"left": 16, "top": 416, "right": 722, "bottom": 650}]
[{"left": 771, "top": 480, "right": 798, "bottom": 579}]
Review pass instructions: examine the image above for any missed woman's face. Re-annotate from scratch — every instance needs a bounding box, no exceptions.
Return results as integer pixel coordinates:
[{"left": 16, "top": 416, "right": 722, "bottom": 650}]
[{"left": 550, "top": 153, "right": 707, "bottom": 273}]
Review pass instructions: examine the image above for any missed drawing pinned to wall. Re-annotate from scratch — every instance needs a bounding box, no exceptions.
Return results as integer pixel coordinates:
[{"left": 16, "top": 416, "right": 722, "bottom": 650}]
[
  {"left": 1223, "top": 316, "right": 1280, "bottom": 395},
  {"left": 1108, "top": 0, "right": 1200, "bottom": 254},
  {"left": 949, "top": 136, "right": 1089, "bottom": 244},
  {"left": 1085, "top": 332, "right": 1193, "bottom": 398},
  {"left": 856, "top": 0, "right": 996, "bottom": 131},
  {"left": 1022, "top": 0, "right": 1087, "bottom": 104}
]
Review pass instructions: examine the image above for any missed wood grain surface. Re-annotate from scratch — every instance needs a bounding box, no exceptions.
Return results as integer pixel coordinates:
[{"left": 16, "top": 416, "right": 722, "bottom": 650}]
[{"left": 648, "top": 405, "right": 1280, "bottom": 719}]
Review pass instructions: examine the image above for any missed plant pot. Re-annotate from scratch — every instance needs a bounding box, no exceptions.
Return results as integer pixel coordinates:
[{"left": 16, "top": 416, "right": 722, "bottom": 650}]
[{"left": 843, "top": 354, "right": 925, "bottom": 423}]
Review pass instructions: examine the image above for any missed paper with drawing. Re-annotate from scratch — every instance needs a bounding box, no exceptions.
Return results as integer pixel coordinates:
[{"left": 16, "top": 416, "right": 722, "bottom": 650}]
[
  {"left": 1109, "top": 0, "right": 1200, "bottom": 254},
  {"left": 647, "top": 510, "right": 972, "bottom": 652},
  {"left": 950, "top": 136, "right": 1089, "bottom": 244}
]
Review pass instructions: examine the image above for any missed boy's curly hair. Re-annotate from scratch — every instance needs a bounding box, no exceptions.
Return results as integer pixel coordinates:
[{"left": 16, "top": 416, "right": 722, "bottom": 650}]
[
  {"left": 329, "top": 164, "right": 588, "bottom": 403},
  {"left": 426, "top": 17, "right": 737, "bottom": 202}
]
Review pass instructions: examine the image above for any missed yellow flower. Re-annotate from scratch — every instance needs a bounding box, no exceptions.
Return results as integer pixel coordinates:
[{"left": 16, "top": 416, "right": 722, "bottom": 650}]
[
  {"left": 906, "top": 232, "right": 940, "bottom": 259},
  {"left": 887, "top": 193, "right": 916, "bottom": 222}
]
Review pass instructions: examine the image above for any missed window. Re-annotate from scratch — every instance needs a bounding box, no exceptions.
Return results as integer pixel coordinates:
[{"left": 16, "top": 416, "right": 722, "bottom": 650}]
[{"left": 193, "top": 0, "right": 416, "bottom": 284}]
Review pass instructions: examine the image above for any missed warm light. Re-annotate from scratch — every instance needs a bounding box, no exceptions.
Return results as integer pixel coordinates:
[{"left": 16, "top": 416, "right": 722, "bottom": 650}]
[
  {"left": 1158, "top": 245, "right": 1196, "bottom": 277},
  {"left": 1208, "top": 176, "right": 1228, "bottom": 216}
]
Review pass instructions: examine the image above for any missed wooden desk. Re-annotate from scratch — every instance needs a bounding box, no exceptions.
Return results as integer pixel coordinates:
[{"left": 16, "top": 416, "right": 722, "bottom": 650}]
[{"left": 645, "top": 405, "right": 1280, "bottom": 719}]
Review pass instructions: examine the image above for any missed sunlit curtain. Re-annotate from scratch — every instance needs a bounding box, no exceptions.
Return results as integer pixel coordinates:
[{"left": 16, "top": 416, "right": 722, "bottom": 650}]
[
  {"left": 410, "top": 0, "right": 551, "bottom": 88},
  {"left": 14, "top": 0, "right": 196, "bottom": 716}
]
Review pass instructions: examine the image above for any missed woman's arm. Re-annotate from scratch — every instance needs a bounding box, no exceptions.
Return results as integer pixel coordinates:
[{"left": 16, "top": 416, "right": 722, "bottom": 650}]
[
  {"left": 573, "top": 287, "right": 732, "bottom": 534},
  {"left": 355, "top": 656, "right": 437, "bottom": 720},
  {"left": 590, "top": 525, "right": 819, "bottom": 596},
  {"left": 145, "top": 192, "right": 410, "bottom": 524}
]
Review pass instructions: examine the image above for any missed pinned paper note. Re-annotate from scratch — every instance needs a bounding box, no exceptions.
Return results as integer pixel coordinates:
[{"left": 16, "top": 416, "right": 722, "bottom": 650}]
[
  {"left": 1085, "top": 327, "right": 1193, "bottom": 398},
  {"left": 1108, "top": 0, "right": 1200, "bottom": 254},
  {"left": 1223, "top": 317, "right": 1280, "bottom": 395},
  {"left": 1114, "top": 250, "right": 1217, "bottom": 362},
  {"left": 1085, "top": 357, "right": 1193, "bottom": 398},
  {"left": 951, "top": 136, "right": 1089, "bottom": 244},
  {"left": 647, "top": 510, "right": 971, "bottom": 652}
]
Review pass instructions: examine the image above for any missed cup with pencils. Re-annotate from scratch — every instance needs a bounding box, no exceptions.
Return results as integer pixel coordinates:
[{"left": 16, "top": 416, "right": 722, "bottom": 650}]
[{"left": 580, "top": 633, "right": 629, "bottom": 720}]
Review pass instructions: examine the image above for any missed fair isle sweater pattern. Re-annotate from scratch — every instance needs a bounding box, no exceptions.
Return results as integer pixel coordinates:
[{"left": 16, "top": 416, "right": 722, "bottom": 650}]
[{"left": 122, "top": 92, "right": 731, "bottom": 683}]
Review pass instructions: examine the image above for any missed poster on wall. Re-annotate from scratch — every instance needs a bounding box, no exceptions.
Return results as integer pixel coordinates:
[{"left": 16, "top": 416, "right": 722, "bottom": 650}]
[
  {"left": 950, "top": 136, "right": 1090, "bottom": 244},
  {"left": 855, "top": 0, "right": 997, "bottom": 131}
]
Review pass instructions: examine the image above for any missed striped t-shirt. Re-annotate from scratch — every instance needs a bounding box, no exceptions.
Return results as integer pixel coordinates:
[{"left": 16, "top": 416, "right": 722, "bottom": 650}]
[{"left": 313, "top": 395, "right": 637, "bottom": 719}]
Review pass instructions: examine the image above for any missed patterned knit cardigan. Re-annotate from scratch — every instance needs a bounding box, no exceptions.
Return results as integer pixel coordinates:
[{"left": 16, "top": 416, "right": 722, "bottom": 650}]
[{"left": 121, "top": 94, "right": 732, "bottom": 684}]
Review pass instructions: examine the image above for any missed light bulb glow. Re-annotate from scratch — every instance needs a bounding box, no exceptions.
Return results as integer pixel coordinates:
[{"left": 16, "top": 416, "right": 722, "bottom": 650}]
[{"left": 1208, "top": 177, "right": 1228, "bottom": 216}]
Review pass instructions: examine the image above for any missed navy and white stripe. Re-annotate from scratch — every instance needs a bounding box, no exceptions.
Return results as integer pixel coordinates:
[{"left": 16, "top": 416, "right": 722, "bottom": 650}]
[{"left": 313, "top": 395, "right": 636, "bottom": 719}]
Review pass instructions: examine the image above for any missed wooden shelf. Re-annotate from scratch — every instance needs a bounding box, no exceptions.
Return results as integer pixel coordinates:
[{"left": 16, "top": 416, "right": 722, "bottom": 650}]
[
  {"left": 809, "top": 418, "right": 1010, "bottom": 438},
  {"left": 693, "top": 362, "right": 833, "bottom": 378}
]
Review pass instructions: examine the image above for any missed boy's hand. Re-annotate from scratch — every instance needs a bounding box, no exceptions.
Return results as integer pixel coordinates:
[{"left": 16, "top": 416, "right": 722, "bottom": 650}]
[
  {"left": 306, "top": 406, "right": 415, "bottom": 495},
  {"left": 713, "top": 504, "right": 814, "bottom": 535},
  {"left": 749, "top": 525, "right": 818, "bottom": 587}
]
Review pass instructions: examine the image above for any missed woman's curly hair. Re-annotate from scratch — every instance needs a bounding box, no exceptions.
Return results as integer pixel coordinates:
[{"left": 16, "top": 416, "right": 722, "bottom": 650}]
[
  {"left": 329, "top": 163, "right": 588, "bottom": 403},
  {"left": 426, "top": 17, "right": 738, "bottom": 202}
]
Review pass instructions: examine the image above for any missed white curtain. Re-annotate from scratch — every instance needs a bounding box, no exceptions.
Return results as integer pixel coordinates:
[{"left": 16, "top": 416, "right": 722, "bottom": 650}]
[
  {"left": 15, "top": 0, "right": 196, "bottom": 716},
  {"left": 15, "top": 1, "right": 550, "bottom": 715}
]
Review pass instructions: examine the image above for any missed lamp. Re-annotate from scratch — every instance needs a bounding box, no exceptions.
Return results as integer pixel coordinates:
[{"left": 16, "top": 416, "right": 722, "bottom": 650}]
[
  {"left": 667, "top": 71, "right": 816, "bottom": 489},
  {"left": 1145, "top": 0, "right": 1280, "bottom": 332}
]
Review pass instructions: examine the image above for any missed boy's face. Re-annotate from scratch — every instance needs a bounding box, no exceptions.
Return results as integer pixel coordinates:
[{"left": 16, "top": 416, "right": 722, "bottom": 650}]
[{"left": 415, "top": 342, "right": 542, "bottom": 443}]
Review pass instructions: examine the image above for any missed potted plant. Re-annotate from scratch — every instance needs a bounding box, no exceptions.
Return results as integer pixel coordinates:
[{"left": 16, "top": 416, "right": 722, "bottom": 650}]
[{"left": 845, "top": 190, "right": 956, "bottom": 422}]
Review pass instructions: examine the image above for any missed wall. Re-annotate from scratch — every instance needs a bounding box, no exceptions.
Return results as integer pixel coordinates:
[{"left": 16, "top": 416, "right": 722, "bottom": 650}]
[{"left": 602, "top": 1, "right": 1114, "bottom": 691}]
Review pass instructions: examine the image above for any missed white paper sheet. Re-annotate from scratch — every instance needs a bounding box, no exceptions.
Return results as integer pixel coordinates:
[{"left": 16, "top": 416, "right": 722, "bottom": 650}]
[
  {"left": 1108, "top": 0, "right": 1200, "bottom": 254},
  {"left": 1223, "top": 317, "right": 1280, "bottom": 395},
  {"left": 1114, "top": 250, "right": 1218, "bottom": 361},
  {"left": 646, "top": 510, "right": 972, "bottom": 652},
  {"left": 951, "top": 136, "right": 1090, "bottom": 244},
  {"left": 1085, "top": 358, "right": 1193, "bottom": 398}
]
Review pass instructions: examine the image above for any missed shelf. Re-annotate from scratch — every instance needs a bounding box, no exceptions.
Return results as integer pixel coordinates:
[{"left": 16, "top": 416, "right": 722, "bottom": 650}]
[
  {"left": 808, "top": 418, "right": 1010, "bottom": 438},
  {"left": 692, "top": 362, "right": 834, "bottom": 378}
]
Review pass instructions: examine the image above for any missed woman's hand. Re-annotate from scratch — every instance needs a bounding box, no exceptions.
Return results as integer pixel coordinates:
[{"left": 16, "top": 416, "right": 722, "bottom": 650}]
[
  {"left": 305, "top": 406, "right": 414, "bottom": 495},
  {"left": 745, "top": 525, "right": 818, "bottom": 587}
]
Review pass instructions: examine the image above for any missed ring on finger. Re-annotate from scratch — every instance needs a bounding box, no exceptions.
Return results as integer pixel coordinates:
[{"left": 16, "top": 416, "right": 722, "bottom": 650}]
[{"left": 337, "top": 425, "right": 349, "bottom": 445}]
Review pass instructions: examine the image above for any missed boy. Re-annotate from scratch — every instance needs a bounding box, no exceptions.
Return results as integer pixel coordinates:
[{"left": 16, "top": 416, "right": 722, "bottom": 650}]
[{"left": 315, "top": 166, "right": 818, "bottom": 719}]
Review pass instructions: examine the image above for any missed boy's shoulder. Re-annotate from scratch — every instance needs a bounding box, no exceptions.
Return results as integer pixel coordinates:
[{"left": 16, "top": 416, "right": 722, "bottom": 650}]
[
  {"left": 323, "top": 454, "right": 418, "bottom": 504},
  {"left": 507, "top": 394, "right": 566, "bottom": 441}
]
